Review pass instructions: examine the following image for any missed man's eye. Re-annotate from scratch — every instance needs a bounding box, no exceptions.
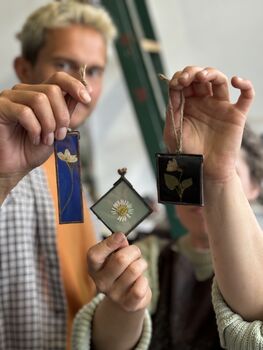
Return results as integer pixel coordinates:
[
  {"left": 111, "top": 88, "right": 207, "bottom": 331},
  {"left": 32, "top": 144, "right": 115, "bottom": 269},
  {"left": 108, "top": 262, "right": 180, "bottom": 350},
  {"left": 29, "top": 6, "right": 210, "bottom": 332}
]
[
  {"left": 54, "top": 62, "right": 72, "bottom": 72},
  {"left": 86, "top": 67, "right": 104, "bottom": 78}
]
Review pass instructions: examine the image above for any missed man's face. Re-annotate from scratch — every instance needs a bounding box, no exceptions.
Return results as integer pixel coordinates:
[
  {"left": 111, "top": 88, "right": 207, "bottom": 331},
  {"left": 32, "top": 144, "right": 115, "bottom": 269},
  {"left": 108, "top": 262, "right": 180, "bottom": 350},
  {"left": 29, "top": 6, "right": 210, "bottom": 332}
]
[{"left": 23, "top": 25, "right": 107, "bottom": 129}]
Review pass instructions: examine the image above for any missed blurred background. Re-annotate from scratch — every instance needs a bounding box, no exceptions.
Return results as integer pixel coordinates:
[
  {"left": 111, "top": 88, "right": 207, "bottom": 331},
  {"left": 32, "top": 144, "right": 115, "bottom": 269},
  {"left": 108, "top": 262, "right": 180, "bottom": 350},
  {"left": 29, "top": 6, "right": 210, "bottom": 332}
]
[{"left": 1, "top": 0, "right": 263, "bottom": 236}]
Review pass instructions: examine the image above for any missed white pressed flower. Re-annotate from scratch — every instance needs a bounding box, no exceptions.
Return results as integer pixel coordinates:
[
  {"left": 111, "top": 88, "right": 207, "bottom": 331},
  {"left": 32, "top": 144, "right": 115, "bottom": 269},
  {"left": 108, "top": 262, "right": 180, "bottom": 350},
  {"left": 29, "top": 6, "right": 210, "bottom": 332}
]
[
  {"left": 57, "top": 149, "right": 78, "bottom": 163},
  {"left": 111, "top": 199, "right": 134, "bottom": 222}
]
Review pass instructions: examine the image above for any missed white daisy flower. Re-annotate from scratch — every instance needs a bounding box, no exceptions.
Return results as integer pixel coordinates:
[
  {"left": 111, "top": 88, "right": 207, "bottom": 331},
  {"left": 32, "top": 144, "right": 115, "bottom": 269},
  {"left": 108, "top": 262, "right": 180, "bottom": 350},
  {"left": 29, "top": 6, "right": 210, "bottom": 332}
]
[{"left": 111, "top": 199, "right": 134, "bottom": 222}]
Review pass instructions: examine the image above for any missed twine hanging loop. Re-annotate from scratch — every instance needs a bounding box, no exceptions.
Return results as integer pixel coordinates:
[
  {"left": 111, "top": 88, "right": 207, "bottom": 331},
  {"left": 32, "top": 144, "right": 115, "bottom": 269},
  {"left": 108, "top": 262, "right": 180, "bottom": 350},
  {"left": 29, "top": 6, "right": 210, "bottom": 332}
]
[{"left": 158, "top": 73, "right": 185, "bottom": 153}]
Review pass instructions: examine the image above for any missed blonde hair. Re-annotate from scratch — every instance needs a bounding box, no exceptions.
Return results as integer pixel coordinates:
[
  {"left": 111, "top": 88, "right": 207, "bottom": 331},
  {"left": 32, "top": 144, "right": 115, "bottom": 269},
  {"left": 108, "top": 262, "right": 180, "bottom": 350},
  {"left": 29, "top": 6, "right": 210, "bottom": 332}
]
[{"left": 16, "top": 0, "right": 117, "bottom": 64}]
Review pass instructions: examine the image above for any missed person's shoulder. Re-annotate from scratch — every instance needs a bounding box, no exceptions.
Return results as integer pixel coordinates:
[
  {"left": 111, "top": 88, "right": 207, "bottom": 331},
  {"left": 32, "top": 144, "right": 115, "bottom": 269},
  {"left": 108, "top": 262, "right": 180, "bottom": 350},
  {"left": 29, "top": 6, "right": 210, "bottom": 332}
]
[{"left": 135, "top": 234, "right": 170, "bottom": 257}]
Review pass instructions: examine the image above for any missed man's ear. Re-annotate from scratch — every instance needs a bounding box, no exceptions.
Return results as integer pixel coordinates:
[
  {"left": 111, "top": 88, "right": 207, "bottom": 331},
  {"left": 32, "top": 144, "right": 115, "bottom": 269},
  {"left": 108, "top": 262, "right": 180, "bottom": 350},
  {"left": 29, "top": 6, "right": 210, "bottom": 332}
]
[{"left": 13, "top": 56, "right": 33, "bottom": 83}]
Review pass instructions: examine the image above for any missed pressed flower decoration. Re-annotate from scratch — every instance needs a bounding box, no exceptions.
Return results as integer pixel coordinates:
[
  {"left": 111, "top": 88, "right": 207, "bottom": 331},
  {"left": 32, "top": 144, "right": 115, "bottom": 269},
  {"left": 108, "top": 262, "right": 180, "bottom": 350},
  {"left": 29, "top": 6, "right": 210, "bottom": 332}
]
[
  {"left": 57, "top": 148, "right": 78, "bottom": 215},
  {"left": 164, "top": 158, "right": 193, "bottom": 201},
  {"left": 53, "top": 65, "right": 88, "bottom": 224},
  {"left": 54, "top": 131, "right": 83, "bottom": 223},
  {"left": 156, "top": 153, "right": 203, "bottom": 205},
  {"left": 156, "top": 74, "right": 204, "bottom": 206},
  {"left": 111, "top": 199, "right": 134, "bottom": 222},
  {"left": 91, "top": 169, "right": 152, "bottom": 236},
  {"left": 57, "top": 149, "right": 78, "bottom": 163}
]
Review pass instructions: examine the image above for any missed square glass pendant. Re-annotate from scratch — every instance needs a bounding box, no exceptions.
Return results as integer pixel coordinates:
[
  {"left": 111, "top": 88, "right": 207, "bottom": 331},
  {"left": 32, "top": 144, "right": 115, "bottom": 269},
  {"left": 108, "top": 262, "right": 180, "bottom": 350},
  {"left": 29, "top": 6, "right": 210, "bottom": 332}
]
[
  {"left": 91, "top": 176, "right": 152, "bottom": 235},
  {"left": 156, "top": 153, "right": 204, "bottom": 206}
]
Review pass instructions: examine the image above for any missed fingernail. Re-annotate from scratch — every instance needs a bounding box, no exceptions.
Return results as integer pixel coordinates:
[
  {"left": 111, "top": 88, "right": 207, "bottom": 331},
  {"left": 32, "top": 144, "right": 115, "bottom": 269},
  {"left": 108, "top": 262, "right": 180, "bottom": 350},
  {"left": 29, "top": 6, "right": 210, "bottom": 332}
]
[
  {"left": 170, "top": 83, "right": 184, "bottom": 90},
  {"left": 80, "top": 89, "right": 91, "bottom": 103},
  {"left": 55, "top": 127, "right": 67, "bottom": 140},
  {"left": 170, "top": 78, "right": 178, "bottom": 86},
  {"left": 33, "top": 135, "right": 40, "bottom": 145},
  {"left": 201, "top": 70, "right": 208, "bottom": 76},
  {"left": 170, "top": 79, "right": 183, "bottom": 90},
  {"left": 44, "top": 132, "right": 54, "bottom": 146},
  {"left": 180, "top": 72, "right": 189, "bottom": 80},
  {"left": 173, "top": 84, "right": 184, "bottom": 90},
  {"left": 113, "top": 232, "right": 125, "bottom": 243}
]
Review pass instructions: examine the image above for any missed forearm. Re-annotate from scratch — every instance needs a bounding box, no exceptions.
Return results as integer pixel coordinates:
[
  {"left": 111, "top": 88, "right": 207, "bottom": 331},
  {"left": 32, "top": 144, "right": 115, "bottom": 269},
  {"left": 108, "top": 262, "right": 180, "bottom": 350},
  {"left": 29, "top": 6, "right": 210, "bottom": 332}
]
[
  {"left": 0, "top": 173, "right": 26, "bottom": 205},
  {"left": 205, "top": 173, "right": 263, "bottom": 321},
  {"left": 92, "top": 296, "right": 146, "bottom": 350}
]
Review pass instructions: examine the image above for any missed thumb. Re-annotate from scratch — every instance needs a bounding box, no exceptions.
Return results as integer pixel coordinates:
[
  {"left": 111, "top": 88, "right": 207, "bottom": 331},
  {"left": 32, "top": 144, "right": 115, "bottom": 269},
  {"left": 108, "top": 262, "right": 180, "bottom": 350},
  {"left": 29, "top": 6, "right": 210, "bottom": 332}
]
[
  {"left": 87, "top": 232, "right": 128, "bottom": 273},
  {"left": 232, "top": 76, "right": 255, "bottom": 115}
]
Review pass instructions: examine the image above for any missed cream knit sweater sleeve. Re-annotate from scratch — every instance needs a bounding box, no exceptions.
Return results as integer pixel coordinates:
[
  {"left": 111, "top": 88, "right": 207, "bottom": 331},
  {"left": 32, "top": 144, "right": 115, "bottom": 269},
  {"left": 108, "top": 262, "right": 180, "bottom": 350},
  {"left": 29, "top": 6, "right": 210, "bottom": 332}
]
[
  {"left": 71, "top": 293, "right": 152, "bottom": 350},
  {"left": 212, "top": 279, "right": 263, "bottom": 350}
]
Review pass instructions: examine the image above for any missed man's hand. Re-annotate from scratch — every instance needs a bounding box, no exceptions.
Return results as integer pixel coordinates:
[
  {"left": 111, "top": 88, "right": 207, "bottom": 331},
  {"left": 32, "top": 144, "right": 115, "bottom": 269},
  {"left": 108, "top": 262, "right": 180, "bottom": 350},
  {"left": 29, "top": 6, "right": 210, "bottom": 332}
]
[{"left": 0, "top": 72, "right": 91, "bottom": 201}]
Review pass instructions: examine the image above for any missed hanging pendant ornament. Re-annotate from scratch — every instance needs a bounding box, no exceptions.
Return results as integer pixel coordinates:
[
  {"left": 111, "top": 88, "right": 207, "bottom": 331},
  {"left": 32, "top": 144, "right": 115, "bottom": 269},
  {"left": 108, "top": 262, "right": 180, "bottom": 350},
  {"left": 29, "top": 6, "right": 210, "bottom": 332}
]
[
  {"left": 54, "top": 65, "right": 88, "bottom": 224},
  {"left": 156, "top": 74, "right": 204, "bottom": 206},
  {"left": 90, "top": 168, "right": 153, "bottom": 236}
]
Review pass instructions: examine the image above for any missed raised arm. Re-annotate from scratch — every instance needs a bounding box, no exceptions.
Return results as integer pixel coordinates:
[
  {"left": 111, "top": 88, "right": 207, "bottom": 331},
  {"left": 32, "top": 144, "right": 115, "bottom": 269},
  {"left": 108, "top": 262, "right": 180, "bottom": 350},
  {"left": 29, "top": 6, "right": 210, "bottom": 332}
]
[
  {"left": 85, "top": 232, "right": 152, "bottom": 350},
  {"left": 165, "top": 66, "right": 263, "bottom": 321},
  {"left": 0, "top": 72, "right": 91, "bottom": 204}
]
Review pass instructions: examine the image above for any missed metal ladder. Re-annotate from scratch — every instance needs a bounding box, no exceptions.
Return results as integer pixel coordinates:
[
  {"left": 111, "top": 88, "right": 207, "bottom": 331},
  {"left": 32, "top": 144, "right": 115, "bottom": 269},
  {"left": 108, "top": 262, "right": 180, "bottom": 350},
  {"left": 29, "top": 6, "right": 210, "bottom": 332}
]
[{"left": 101, "top": 0, "right": 185, "bottom": 237}]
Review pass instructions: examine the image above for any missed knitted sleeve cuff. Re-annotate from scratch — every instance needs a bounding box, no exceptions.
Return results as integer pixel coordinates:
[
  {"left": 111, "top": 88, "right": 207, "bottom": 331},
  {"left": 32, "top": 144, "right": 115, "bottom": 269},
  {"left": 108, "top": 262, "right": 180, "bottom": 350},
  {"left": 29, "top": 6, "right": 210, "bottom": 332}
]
[
  {"left": 71, "top": 293, "right": 152, "bottom": 350},
  {"left": 212, "top": 278, "right": 263, "bottom": 350}
]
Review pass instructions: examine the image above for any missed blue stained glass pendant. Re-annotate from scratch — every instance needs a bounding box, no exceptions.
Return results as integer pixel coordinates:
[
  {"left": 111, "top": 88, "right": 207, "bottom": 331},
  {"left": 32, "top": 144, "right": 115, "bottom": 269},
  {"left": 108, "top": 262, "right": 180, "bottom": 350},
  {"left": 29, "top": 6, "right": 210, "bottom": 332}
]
[{"left": 54, "top": 131, "right": 83, "bottom": 223}]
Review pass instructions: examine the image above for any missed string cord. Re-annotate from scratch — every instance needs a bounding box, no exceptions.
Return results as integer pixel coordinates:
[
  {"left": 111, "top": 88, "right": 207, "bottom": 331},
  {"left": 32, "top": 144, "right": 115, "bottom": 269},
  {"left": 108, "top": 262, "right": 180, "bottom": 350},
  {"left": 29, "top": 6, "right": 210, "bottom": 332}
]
[
  {"left": 79, "top": 64, "right": 88, "bottom": 87},
  {"left": 159, "top": 73, "right": 185, "bottom": 153}
]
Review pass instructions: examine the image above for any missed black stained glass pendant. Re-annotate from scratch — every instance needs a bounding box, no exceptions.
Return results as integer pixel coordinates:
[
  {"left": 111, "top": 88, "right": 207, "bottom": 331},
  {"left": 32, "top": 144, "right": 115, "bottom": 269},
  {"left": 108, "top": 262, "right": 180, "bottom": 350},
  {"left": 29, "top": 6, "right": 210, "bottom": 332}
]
[{"left": 156, "top": 153, "right": 204, "bottom": 206}]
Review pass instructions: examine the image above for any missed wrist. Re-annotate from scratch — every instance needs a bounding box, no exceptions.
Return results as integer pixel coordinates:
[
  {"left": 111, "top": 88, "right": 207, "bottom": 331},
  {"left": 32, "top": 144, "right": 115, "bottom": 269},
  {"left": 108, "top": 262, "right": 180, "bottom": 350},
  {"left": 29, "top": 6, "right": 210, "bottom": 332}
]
[
  {"left": 204, "top": 172, "right": 241, "bottom": 205},
  {"left": 93, "top": 296, "right": 147, "bottom": 350}
]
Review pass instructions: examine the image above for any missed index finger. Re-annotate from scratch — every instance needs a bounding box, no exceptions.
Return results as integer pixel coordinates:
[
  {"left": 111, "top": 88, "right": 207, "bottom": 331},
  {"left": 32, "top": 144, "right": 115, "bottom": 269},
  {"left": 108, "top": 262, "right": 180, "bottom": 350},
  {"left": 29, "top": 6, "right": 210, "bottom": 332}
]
[
  {"left": 87, "top": 232, "right": 129, "bottom": 273},
  {"left": 46, "top": 71, "right": 91, "bottom": 104},
  {"left": 195, "top": 68, "right": 229, "bottom": 100}
]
